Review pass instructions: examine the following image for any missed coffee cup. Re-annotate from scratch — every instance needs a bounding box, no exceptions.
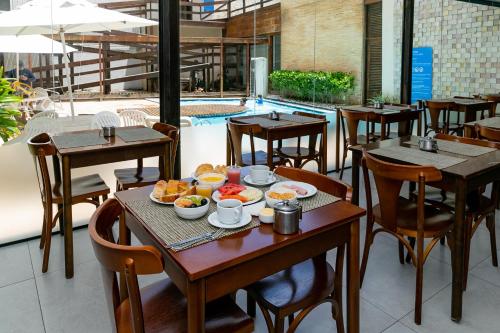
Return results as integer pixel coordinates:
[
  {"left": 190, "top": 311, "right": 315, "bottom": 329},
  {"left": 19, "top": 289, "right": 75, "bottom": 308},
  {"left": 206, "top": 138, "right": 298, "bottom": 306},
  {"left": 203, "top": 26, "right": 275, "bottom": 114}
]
[
  {"left": 250, "top": 165, "right": 272, "bottom": 183},
  {"left": 217, "top": 199, "right": 243, "bottom": 224}
]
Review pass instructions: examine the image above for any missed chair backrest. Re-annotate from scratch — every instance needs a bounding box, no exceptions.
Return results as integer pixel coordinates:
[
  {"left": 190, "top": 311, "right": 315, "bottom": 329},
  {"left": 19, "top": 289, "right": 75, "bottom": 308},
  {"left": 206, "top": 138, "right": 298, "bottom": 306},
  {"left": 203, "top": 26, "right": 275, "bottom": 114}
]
[
  {"left": 24, "top": 117, "right": 61, "bottom": 137},
  {"left": 425, "top": 100, "right": 454, "bottom": 133},
  {"left": 291, "top": 111, "right": 326, "bottom": 152},
  {"left": 339, "top": 109, "right": 370, "bottom": 146},
  {"left": 227, "top": 118, "right": 263, "bottom": 166},
  {"left": 91, "top": 111, "right": 121, "bottom": 129},
  {"left": 361, "top": 150, "right": 442, "bottom": 232},
  {"left": 275, "top": 166, "right": 352, "bottom": 202},
  {"left": 435, "top": 133, "right": 500, "bottom": 149},
  {"left": 152, "top": 122, "right": 180, "bottom": 174},
  {"left": 32, "top": 87, "right": 49, "bottom": 98},
  {"left": 89, "top": 199, "right": 164, "bottom": 333},
  {"left": 31, "top": 110, "right": 59, "bottom": 120},
  {"left": 27, "top": 133, "right": 57, "bottom": 206},
  {"left": 475, "top": 123, "right": 500, "bottom": 142},
  {"left": 119, "top": 109, "right": 149, "bottom": 127}
]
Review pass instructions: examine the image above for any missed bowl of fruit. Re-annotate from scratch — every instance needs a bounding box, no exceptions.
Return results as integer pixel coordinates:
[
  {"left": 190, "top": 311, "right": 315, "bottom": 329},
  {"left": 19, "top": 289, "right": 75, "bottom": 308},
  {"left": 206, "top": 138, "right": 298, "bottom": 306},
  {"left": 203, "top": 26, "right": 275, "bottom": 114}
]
[{"left": 174, "top": 195, "right": 210, "bottom": 220}]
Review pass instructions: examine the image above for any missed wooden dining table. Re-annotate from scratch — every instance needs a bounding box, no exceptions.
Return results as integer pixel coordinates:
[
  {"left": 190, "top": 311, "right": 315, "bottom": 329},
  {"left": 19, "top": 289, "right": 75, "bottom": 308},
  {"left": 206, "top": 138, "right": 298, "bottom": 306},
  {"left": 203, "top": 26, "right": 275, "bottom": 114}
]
[
  {"left": 349, "top": 136, "right": 500, "bottom": 322},
  {"left": 335, "top": 104, "right": 420, "bottom": 171},
  {"left": 463, "top": 116, "right": 500, "bottom": 138},
  {"left": 51, "top": 127, "right": 172, "bottom": 278},
  {"left": 227, "top": 113, "right": 329, "bottom": 174},
  {"left": 115, "top": 180, "right": 365, "bottom": 333},
  {"left": 427, "top": 98, "right": 496, "bottom": 121}
]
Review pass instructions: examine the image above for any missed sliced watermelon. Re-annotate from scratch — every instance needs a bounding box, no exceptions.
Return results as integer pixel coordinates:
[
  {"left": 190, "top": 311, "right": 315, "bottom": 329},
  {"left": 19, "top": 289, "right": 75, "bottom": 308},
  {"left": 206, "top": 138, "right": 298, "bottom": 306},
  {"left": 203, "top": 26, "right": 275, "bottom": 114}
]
[{"left": 218, "top": 183, "right": 246, "bottom": 195}]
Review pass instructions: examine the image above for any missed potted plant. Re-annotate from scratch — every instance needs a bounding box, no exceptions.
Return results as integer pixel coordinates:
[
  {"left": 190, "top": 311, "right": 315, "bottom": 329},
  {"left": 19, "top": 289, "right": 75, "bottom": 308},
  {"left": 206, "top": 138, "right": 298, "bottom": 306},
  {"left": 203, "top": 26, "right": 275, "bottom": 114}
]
[
  {"left": 368, "top": 94, "right": 385, "bottom": 109},
  {"left": 0, "top": 72, "right": 22, "bottom": 143}
]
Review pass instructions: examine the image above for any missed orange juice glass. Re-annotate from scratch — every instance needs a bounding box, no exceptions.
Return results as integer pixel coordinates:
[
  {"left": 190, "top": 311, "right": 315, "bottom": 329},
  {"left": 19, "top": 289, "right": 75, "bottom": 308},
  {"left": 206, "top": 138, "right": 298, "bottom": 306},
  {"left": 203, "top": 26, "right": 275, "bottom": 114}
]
[{"left": 196, "top": 184, "right": 213, "bottom": 198}]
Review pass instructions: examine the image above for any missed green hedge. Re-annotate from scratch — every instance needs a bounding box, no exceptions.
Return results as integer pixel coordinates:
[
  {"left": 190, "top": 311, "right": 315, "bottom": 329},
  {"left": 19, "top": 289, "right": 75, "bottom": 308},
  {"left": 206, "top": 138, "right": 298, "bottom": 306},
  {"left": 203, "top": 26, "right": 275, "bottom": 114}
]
[{"left": 269, "top": 70, "right": 355, "bottom": 103}]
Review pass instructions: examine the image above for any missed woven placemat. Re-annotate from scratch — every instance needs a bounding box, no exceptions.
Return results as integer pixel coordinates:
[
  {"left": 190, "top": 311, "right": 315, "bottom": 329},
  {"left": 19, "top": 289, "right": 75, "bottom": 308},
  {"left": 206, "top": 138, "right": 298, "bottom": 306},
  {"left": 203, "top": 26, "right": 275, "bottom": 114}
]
[
  {"left": 116, "top": 127, "right": 166, "bottom": 142},
  {"left": 369, "top": 146, "right": 467, "bottom": 170},
  {"left": 124, "top": 178, "right": 340, "bottom": 251},
  {"left": 405, "top": 137, "right": 496, "bottom": 157},
  {"left": 236, "top": 117, "right": 296, "bottom": 128},
  {"left": 465, "top": 117, "right": 500, "bottom": 129},
  {"left": 52, "top": 132, "right": 108, "bottom": 149}
]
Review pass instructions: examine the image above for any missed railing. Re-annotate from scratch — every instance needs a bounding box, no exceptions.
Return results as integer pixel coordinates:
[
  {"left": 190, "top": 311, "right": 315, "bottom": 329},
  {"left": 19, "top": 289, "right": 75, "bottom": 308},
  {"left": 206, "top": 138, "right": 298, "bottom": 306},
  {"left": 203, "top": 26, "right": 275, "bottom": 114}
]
[{"left": 180, "top": 0, "right": 278, "bottom": 21}]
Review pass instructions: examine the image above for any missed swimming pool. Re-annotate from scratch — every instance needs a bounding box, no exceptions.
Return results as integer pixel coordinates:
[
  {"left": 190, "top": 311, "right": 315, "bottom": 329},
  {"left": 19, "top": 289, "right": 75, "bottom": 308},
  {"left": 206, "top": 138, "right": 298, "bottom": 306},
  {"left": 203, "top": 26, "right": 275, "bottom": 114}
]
[{"left": 181, "top": 98, "right": 336, "bottom": 126}]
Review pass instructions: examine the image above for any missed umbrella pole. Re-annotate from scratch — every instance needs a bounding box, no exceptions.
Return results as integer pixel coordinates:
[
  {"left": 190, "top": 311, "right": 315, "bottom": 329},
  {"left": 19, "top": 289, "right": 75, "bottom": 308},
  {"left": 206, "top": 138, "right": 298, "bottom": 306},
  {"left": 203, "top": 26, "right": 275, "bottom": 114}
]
[
  {"left": 59, "top": 29, "right": 75, "bottom": 117},
  {"left": 16, "top": 53, "right": 19, "bottom": 80}
]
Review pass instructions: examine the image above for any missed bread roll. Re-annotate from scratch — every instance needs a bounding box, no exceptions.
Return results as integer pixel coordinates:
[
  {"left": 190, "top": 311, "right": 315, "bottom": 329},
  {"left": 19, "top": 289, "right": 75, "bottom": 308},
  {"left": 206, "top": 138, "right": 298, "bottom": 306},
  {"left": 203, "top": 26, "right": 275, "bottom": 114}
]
[
  {"left": 153, "top": 180, "right": 167, "bottom": 199},
  {"left": 195, "top": 163, "right": 214, "bottom": 177}
]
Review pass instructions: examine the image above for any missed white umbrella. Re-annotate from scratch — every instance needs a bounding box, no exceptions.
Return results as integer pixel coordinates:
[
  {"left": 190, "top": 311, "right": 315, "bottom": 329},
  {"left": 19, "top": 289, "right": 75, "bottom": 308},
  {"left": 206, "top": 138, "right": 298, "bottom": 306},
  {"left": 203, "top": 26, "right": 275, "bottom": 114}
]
[
  {"left": 0, "top": 35, "right": 77, "bottom": 79},
  {"left": 0, "top": 0, "right": 158, "bottom": 116}
]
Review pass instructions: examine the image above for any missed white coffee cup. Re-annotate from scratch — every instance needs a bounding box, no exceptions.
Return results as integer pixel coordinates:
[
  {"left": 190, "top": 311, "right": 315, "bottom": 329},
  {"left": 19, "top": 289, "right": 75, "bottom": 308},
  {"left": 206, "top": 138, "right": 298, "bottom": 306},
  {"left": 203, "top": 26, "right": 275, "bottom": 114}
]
[
  {"left": 217, "top": 199, "right": 243, "bottom": 224},
  {"left": 250, "top": 165, "right": 272, "bottom": 183}
]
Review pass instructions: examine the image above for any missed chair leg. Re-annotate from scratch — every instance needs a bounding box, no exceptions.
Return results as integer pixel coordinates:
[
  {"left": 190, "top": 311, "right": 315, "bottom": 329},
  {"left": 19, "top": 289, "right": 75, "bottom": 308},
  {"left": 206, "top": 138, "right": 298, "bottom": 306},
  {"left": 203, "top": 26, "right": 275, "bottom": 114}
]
[
  {"left": 39, "top": 214, "right": 47, "bottom": 249},
  {"left": 274, "top": 316, "right": 285, "bottom": 333},
  {"left": 339, "top": 144, "right": 348, "bottom": 180},
  {"left": 102, "top": 194, "right": 108, "bottom": 201},
  {"left": 440, "top": 237, "right": 445, "bottom": 245},
  {"left": 41, "top": 206, "right": 54, "bottom": 273},
  {"left": 406, "top": 237, "right": 415, "bottom": 264},
  {"left": 360, "top": 217, "right": 375, "bottom": 286},
  {"left": 414, "top": 237, "right": 424, "bottom": 325},
  {"left": 463, "top": 215, "right": 473, "bottom": 291},
  {"left": 486, "top": 214, "right": 498, "bottom": 267},
  {"left": 58, "top": 203, "right": 64, "bottom": 236},
  {"left": 246, "top": 293, "right": 256, "bottom": 317},
  {"left": 288, "top": 314, "right": 294, "bottom": 326},
  {"left": 399, "top": 239, "right": 405, "bottom": 264},
  {"left": 334, "top": 245, "right": 346, "bottom": 333}
]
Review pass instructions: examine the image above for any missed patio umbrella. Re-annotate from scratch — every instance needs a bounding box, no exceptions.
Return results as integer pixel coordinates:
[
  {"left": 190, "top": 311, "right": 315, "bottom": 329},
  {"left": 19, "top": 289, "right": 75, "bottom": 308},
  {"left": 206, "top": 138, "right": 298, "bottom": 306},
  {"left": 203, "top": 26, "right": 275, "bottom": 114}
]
[
  {"left": 0, "top": 35, "right": 77, "bottom": 79},
  {"left": 0, "top": 0, "right": 158, "bottom": 116}
]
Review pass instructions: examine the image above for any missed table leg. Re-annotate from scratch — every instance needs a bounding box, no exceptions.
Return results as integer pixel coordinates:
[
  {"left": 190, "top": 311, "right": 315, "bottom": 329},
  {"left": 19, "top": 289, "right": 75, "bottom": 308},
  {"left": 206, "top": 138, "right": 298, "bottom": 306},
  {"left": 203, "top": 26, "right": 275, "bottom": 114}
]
[
  {"left": 335, "top": 109, "right": 341, "bottom": 172},
  {"left": 417, "top": 112, "right": 422, "bottom": 136},
  {"left": 451, "top": 178, "right": 466, "bottom": 321},
  {"left": 347, "top": 219, "right": 360, "bottom": 333},
  {"left": 351, "top": 151, "right": 361, "bottom": 205},
  {"left": 322, "top": 123, "right": 328, "bottom": 174},
  {"left": 267, "top": 137, "right": 273, "bottom": 169},
  {"left": 62, "top": 156, "right": 74, "bottom": 279},
  {"left": 226, "top": 128, "right": 231, "bottom": 166},
  {"left": 187, "top": 280, "right": 206, "bottom": 333},
  {"left": 52, "top": 155, "right": 65, "bottom": 235},
  {"left": 464, "top": 125, "right": 473, "bottom": 138},
  {"left": 380, "top": 118, "right": 386, "bottom": 140},
  {"left": 160, "top": 141, "right": 171, "bottom": 180}
]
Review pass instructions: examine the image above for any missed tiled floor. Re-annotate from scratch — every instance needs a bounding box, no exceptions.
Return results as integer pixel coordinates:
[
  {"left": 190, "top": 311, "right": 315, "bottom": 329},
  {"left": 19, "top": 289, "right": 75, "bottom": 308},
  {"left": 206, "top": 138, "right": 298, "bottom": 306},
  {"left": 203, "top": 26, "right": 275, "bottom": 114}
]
[{"left": 1, "top": 168, "right": 500, "bottom": 332}]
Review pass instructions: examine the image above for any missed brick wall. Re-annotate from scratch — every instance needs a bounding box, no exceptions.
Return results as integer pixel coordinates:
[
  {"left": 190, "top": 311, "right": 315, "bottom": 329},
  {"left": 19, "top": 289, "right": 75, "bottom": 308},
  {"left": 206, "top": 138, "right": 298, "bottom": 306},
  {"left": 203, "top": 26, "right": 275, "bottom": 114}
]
[
  {"left": 393, "top": 0, "right": 500, "bottom": 98},
  {"left": 280, "top": 0, "right": 364, "bottom": 102}
]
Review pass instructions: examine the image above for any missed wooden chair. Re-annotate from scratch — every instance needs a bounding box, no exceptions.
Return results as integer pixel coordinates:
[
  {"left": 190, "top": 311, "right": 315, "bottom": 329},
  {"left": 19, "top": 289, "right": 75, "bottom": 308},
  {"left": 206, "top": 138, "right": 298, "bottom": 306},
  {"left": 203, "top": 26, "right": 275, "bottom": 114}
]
[
  {"left": 434, "top": 133, "right": 499, "bottom": 289},
  {"left": 227, "top": 118, "right": 284, "bottom": 167},
  {"left": 275, "top": 111, "right": 326, "bottom": 172},
  {"left": 475, "top": 123, "right": 500, "bottom": 142},
  {"left": 89, "top": 198, "right": 254, "bottom": 333},
  {"left": 245, "top": 166, "right": 351, "bottom": 333},
  {"left": 114, "top": 123, "right": 179, "bottom": 191},
  {"left": 424, "top": 100, "right": 461, "bottom": 136},
  {"left": 91, "top": 111, "right": 121, "bottom": 129},
  {"left": 28, "top": 133, "right": 110, "bottom": 273},
  {"left": 339, "top": 109, "right": 373, "bottom": 180},
  {"left": 360, "top": 151, "right": 454, "bottom": 325}
]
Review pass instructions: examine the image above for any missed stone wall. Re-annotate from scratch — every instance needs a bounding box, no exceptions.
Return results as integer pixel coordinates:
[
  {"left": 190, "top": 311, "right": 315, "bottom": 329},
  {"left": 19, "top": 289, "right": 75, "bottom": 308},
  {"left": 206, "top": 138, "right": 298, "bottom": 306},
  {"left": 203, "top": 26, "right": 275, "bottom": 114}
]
[
  {"left": 280, "top": 0, "right": 364, "bottom": 102},
  {"left": 393, "top": 0, "right": 500, "bottom": 98}
]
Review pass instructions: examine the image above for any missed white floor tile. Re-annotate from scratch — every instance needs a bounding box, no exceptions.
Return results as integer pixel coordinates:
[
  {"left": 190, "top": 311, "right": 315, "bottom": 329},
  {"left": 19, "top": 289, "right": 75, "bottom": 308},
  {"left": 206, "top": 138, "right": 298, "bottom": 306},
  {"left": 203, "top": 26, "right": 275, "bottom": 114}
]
[{"left": 0, "top": 242, "right": 33, "bottom": 288}]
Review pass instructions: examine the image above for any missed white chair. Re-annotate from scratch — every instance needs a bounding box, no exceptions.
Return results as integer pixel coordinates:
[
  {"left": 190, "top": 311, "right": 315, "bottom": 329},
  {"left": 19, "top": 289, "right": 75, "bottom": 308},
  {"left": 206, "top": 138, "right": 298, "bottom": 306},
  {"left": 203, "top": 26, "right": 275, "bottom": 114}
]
[
  {"left": 91, "top": 111, "right": 120, "bottom": 129},
  {"left": 24, "top": 117, "right": 61, "bottom": 137},
  {"left": 31, "top": 110, "right": 59, "bottom": 120},
  {"left": 31, "top": 87, "right": 64, "bottom": 113},
  {"left": 119, "top": 109, "right": 149, "bottom": 127},
  {"left": 180, "top": 116, "right": 192, "bottom": 127}
]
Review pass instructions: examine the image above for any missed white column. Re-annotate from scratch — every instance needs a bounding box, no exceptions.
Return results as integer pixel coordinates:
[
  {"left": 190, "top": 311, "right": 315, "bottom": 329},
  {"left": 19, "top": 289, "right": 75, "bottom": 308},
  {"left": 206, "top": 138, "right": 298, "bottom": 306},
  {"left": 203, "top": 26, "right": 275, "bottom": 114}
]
[{"left": 382, "top": 0, "right": 395, "bottom": 98}]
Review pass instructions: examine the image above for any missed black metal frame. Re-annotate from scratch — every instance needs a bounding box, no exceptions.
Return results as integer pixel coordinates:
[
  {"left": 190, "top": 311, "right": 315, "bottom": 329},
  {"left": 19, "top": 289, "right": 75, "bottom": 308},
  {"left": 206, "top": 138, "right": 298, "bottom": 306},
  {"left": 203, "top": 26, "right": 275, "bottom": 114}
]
[{"left": 400, "top": 0, "right": 414, "bottom": 105}]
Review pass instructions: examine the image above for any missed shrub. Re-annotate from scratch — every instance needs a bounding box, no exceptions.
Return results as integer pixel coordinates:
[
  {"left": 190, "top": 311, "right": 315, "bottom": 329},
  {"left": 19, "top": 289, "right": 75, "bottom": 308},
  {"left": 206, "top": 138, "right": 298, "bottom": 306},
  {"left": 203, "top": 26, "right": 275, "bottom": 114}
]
[{"left": 269, "top": 70, "right": 355, "bottom": 103}]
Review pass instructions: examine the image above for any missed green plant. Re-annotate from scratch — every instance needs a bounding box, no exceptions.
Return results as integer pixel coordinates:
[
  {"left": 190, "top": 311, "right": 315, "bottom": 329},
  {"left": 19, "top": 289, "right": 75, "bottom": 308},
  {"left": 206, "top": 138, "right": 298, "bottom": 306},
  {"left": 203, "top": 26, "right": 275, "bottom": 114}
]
[
  {"left": 368, "top": 94, "right": 385, "bottom": 105},
  {"left": 269, "top": 70, "right": 355, "bottom": 103},
  {"left": 0, "top": 72, "right": 22, "bottom": 142}
]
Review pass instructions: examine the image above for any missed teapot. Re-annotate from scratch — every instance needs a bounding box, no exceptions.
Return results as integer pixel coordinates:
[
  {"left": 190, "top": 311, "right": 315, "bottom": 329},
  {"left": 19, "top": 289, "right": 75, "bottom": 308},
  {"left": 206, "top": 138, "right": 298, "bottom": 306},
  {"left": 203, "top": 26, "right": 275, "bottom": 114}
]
[{"left": 418, "top": 136, "right": 438, "bottom": 152}]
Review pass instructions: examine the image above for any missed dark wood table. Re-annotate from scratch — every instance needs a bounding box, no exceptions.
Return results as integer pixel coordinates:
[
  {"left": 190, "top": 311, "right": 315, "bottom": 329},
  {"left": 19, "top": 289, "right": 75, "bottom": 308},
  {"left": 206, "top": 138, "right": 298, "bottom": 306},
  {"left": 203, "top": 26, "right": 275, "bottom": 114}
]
[
  {"left": 335, "top": 105, "right": 420, "bottom": 171},
  {"left": 227, "top": 113, "right": 329, "bottom": 174},
  {"left": 428, "top": 98, "right": 496, "bottom": 121},
  {"left": 464, "top": 116, "right": 500, "bottom": 138},
  {"left": 52, "top": 128, "right": 172, "bottom": 278},
  {"left": 350, "top": 136, "right": 500, "bottom": 322},
  {"left": 115, "top": 185, "right": 365, "bottom": 333}
]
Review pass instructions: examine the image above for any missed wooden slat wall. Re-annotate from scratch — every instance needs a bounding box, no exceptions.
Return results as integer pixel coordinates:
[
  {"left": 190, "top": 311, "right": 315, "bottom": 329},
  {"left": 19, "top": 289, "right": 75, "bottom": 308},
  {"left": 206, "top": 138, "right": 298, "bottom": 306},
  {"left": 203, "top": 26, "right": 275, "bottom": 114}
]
[
  {"left": 364, "top": 2, "right": 382, "bottom": 101},
  {"left": 225, "top": 4, "right": 281, "bottom": 38}
]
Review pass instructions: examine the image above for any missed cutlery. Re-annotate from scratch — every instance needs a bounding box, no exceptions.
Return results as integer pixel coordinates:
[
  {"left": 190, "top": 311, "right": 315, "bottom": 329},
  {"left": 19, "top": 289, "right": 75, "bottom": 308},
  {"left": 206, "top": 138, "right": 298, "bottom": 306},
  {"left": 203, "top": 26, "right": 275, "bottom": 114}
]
[{"left": 171, "top": 228, "right": 225, "bottom": 250}]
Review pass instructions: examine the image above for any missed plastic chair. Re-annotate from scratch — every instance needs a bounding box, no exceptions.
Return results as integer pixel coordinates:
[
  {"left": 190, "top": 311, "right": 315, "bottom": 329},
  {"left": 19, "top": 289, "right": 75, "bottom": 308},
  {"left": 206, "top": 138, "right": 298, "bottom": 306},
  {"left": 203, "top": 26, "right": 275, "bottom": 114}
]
[
  {"left": 31, "top": 110, "right": 59, "bottom": 120},
  {"left": 91, "top": 111, "right": 120, "bottom": 129},
  {"left": 24, "top": 117, "right": 61, "bottom": 137},
  {"left": 119, "top": 109, "right": 149, "bottom": 127}
]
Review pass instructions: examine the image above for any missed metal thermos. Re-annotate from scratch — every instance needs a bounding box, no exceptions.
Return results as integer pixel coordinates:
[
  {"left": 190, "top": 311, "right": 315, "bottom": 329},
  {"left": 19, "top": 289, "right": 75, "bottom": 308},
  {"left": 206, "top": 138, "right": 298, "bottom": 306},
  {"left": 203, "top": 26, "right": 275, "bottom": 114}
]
[
  {"left": 418, "top": 136, "right": 438, "bottom": 152},
  {"left": 273, "top": 200, "right": 302, "bottom": 235},
  {"left": 102, "top": 126, "right": 116, "bottom": 138}
]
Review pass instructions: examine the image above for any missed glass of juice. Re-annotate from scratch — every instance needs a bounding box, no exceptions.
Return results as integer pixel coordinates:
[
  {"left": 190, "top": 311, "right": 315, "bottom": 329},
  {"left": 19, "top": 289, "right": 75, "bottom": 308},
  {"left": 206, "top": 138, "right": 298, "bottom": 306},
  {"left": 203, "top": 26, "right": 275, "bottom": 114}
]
[
  {"left": 227, "top": 165, "right": 241, "bottom": 184},
  {"left": 196, "top": 183, "right": 213, "bottom": 198}
]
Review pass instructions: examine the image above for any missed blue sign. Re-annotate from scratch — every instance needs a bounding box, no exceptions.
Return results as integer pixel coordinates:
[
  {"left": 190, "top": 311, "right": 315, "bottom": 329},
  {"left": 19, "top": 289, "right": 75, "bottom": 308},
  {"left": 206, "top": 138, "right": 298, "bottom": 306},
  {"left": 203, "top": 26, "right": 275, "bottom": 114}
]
[
  {"left": 203, "top": 0, "right": 214, "bottom": 12},
  {"left": 411, "top": 47, "right": 433, "bottom": 104}
]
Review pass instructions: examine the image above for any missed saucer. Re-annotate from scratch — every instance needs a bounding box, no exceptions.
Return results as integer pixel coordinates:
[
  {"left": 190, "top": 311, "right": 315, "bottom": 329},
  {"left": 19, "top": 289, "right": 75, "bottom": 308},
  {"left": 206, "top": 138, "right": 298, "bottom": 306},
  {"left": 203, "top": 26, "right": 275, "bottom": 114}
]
[
  {"left": 208, "top": 211, "right": 252, "bottom": 229},
  {"left": 243, "top": 174, "right": 277, "bottom": 186}
]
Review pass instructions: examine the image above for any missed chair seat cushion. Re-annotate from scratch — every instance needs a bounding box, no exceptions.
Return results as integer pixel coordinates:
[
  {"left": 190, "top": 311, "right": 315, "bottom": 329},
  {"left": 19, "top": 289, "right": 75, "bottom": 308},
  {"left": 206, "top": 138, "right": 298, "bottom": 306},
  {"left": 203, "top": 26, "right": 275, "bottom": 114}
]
[
  {"left": 246, "top": 259, "right": 335, "bottom": 314},
  {"left": 373, "top": 197, "right": 454, "bottom": 237},
  {"left": 116, "top": 279, "right": 253, "bottom": 333},
  {"left": 276, "top": 147, "right": 319, "bottom": 159},
  {"left": 114, "top": 167, "right": 160, "bottom": 188},
  {"left": 241, "top": 150, "right": 282, "bottom": 166},
  {"left": 52, "top": 174, "right": 109, "bottom": 203}
]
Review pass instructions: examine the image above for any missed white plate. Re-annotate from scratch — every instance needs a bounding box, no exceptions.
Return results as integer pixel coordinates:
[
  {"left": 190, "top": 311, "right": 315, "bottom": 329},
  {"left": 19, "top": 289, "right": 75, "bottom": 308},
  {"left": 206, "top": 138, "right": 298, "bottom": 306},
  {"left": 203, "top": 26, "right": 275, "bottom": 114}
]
[
  {"left": 270, "top": 181, "right": 317, "bottom": 199},
  {"left": 191, "top": 172, "right": 227, "bottom": 181},
  {"left": 243, "top": 174, "right": 277, "bottom": 186},
  {"left": 208, "top": 211, "right": 252, "bottom": 229},
  {"left": 149, "top": 192, "right": 174, "bottom": 205},
  {"left": 212, "top": 186, "right": 263, "bottom": 206}
]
